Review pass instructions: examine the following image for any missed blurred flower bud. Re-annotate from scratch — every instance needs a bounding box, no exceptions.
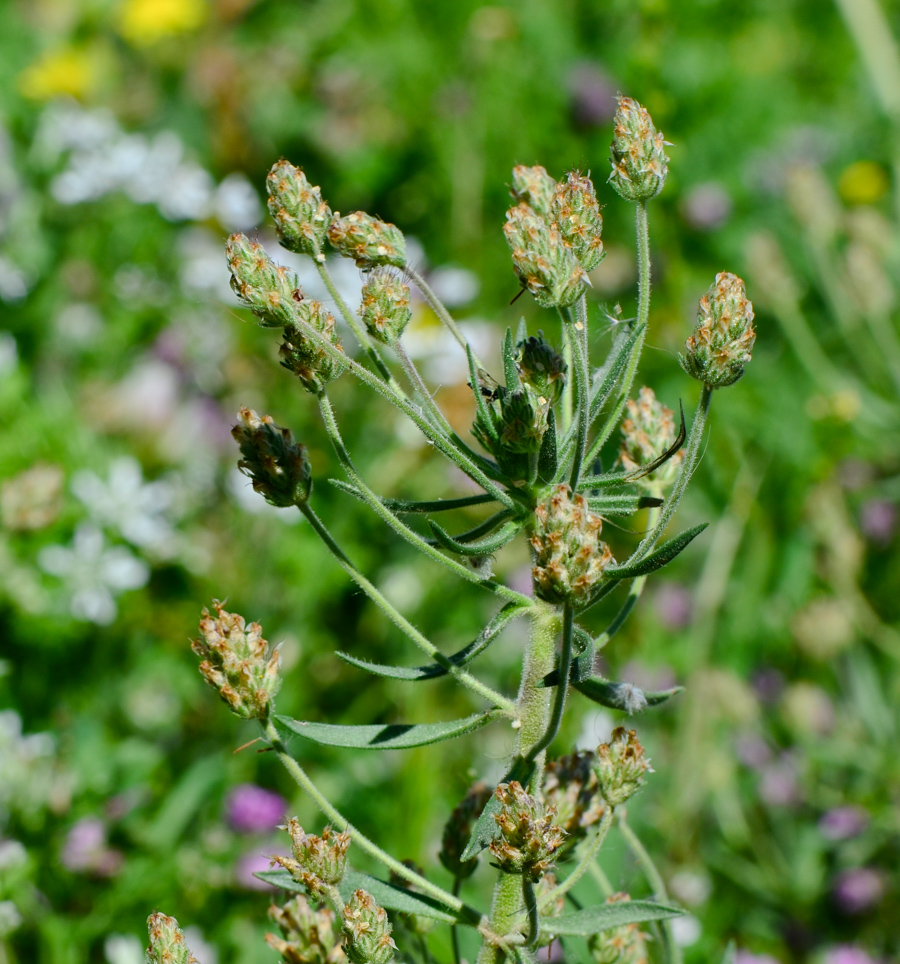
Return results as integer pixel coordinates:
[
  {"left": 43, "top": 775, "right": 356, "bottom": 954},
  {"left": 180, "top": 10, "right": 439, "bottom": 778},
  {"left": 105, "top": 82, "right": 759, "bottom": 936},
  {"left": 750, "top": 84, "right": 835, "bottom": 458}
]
[
  {"left": 534, "top": 873, "right": 565, "bottom": 947},
  {"left": 279, "top": 298, "right": 347, "bottom": 394},
  {"left": 232, "top": 408, "right": 312, "bottom": 508},
  {"left": 489, "top": 781, "right": 565, "bottom": 882},
  {"left": 266, "top": 160, "right": 333, "bottom": 258},
  {"left": 226, "top": 233, "right": 298, "bottom": 329},
  {"left": 266, "top": 894, "right": 346, "bottom": 964},
  {"left": 439, "top": 782, "right": 493, "bottom": 879},
  {"left": 146, "top": 913, "right": 199, "bottom": 964},
  {"left": 587, "top": 894, "right": 649, "bottom": 964},
  {"left": 542, "top": 750, "right": 605, "bottom": 849},
  {"left": 516, "top": 332, "right": 567, "bottom": 406},
  {"left": 359, "top": 268, "right": 412, "bottom": 345},
  {"left": 619, "top": 387, "right": 683, "bottom": 492},
  {"left": 511, "top": 165, "right": 558, "bottom": 218},
  {"left": 504, "top": 203, "right": 588, "bottom": 308},
  {"left": 328, "top": 212, "right": 406, "bottom": 269},
  {"left": 791, "top": 597, "right": 855, "bottom": 661},
  {"left": 191, "top": 601, "right": 281, "bottom": 719},
  {"left": 833, "top": 867, "right": 884, "bottom": 915},
  {"left": 531, "top": 484, "right": 614, "bottom": 605},
  {"left": 609, "top": 96, "right": 669, "bottom": 203},
  {"left": 273, "top": 821, "right": 351, "bottom": 895},
  {"left": 341, "top": 889, "right": 397, "bottom": 964},
  {"left": 551, "top": 172, "right": 605, "bottom": 271},
  {"left": 680, "top": 272, "right": 756, "bottom": 389},
  {"left": 594, "top": 728, "right": 652, "bottom": 807}
]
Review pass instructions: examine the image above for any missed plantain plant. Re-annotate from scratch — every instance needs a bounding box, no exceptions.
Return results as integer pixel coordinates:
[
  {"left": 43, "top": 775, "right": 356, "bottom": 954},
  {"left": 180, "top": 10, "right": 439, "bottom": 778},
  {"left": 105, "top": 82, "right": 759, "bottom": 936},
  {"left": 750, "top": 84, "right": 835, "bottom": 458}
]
[{"left": 145, "top": 97, "right": 756, "bottom": 964}]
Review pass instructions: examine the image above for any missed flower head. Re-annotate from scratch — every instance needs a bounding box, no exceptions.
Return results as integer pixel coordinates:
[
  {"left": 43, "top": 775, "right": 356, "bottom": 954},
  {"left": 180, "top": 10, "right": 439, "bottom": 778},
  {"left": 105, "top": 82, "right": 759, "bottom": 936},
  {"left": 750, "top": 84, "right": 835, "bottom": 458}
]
[
  {"left": 146, "top": 913, "right": 199, "bottom": 964},
  {"left": 609, "top": 96, "right": 669, "bottom": 203},
  {"left": 489, "top": 781, "right": 565, "bottom": 882},
  {"left": 359, "top": 269, "right": 412, "bottom": 345},
  {"left": 328, "top": 212, "right": 405, "bottom": 269},
  {"left": 266, "top": 894, "right": 345, "bottom": 964},
  {"left": 619, "top": 387, "right": 684, "bottom": 492},
  {"left": 341, "top": 890, "right": 396, "bottom": 964},
  {"left": 232, "top": 408, "right": 312, "bottom": 508},
  {"left": 271, "top": 821, "right": 351, "bottom": 895},
  {"left": 267, "top": 160, "right": 333, "bottom": 257},
  {"left": 594, "top": 728, "right": 652, "bottom": 807}
]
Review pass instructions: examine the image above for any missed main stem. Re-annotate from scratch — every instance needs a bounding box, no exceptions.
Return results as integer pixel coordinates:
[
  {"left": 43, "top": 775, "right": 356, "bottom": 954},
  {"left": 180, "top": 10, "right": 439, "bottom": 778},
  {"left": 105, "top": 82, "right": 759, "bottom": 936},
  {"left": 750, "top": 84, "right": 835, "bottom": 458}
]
[{"left": 477, "top": 605, "right": 563, "bottom": 964}]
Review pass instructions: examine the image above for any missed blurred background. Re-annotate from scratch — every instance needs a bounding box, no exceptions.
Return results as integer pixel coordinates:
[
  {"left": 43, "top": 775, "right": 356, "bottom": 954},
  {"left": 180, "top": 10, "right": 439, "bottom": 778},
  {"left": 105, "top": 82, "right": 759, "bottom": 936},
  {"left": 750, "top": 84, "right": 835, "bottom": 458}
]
[{"left": 2, "top": 0, "right": 900, "bottom": 961}]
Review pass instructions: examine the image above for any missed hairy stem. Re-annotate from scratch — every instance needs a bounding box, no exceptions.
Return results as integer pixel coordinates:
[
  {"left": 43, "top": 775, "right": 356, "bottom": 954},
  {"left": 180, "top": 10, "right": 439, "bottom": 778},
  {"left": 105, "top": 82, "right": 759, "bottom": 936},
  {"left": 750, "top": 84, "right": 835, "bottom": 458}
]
[
  {"left": 525, "top": 603, "right": 574, "bottom": 764},
  {"left": 522, "top": 878, "right": 539, "bottom": 949},
  {"left": 568, "top": 298, "right": 591, "bottom": 488},
  {"left": 394, "top": 340, "right": 455, "bottom": 435},
  {"left": 536, "top": 808, "right": 614, "bottom": 909},
  {"left": 407, "top": 265, "right": 480, "bottom": 364}
]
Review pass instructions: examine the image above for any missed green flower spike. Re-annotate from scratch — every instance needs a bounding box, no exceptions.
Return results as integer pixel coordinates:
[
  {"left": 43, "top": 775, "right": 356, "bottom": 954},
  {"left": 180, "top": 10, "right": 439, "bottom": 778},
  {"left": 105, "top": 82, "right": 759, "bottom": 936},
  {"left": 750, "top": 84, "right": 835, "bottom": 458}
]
[
  {"left": 328, "top": 211, "right": 406, "bottom": 269},
  {"left": 232, "top": 407, "right": 312, "bottom": 508},
  {"left": 609, "top": 96, "right": 670, "bottom": 203},
  {"left": 594, "top": 727, "right": 653, "bottom": 807},
  {"left": 266, "top": 159, "right": 333, "bottom": 258},
  {"left": 146, "top": 913, "right": 198, "bottom": 964}
]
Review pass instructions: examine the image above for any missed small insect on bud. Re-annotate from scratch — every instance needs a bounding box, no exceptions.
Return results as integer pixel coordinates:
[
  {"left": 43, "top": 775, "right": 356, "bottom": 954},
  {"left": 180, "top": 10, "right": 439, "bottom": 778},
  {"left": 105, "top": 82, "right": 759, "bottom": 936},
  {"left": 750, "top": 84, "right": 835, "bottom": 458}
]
[
  {"left": 489, "top": 781, "right": 566, "bottom": 882},
  {"left": 191, "top": 601, "right": 281, "bottom": 720},
  {"left": 359, "top": 268, "right": 412, "bottom": 345},
  {"left": 272, "top": 821, "right": 351, "bottom": 895},
  {"left": 232, "top": 408, "right": 312, "bottom": 508},
  {"left": 587, "top": 894, "right": 650, "bottom": 964},
  {"left": 609, "top": 96, "right": 670, "bottom": 203},
  {"left": 328, "top": 212, "right": 406, "bottom": 269},
  {"left": 511, "top": 164, "right": 558, "bottom": 218},
  {"left": 594, "top": 728, "right": 652, "bottom": 807},
  {"left": 680, "top": 272, "right": 756, "bottom": 389},
  {"left": 439, "top": 782, "right": 493, "bottom": 879},
  {"left": 266, "top": 895, "right": 346, "bottom": 964},
  {"left": 279, "top": 298, "right": 347, "bottom": 395},
  {"left": 226, "top": 233, "right": 299, "bottom": 329},
  {"left": 341, "top": 890, "right": 397, "bottom": 964},
  {"left": 146, "top": 913, "right": 199, "bottom": 964},
  {"left": 619, "top": 387, "right": 684, "bottom": 493},
  {"left": 551, "top": 171, "right": 605, "bottom": 272},
  {"left": 531, "top": 485, "right": 615, "bottom": 605},
  {"left": 542, "top": 750, "right": 606, "bottom": 849},
  {"left": 504, "top": 204, "right": 587, "bottom": 308},
  {"left": 266, "top": 160, "right": 333, "bottom": 257},
  {"left": 516, "top": 332, "right": 567, "bottom": 407}
]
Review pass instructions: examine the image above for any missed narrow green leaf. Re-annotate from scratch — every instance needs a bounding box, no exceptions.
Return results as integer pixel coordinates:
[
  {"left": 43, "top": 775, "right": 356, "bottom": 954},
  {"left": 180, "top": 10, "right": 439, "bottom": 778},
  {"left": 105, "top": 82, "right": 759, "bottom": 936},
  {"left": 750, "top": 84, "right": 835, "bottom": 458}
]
[
  {"left": 576, "top": 472, "right": 631, "bottom": 490},
  {"left": 605, "top": 523, "right": 708, "bottom": 580},
  {"left": 588, "top": 321, "right": 646, "bottom": 422},
  {"left": 503, "top": 327, "right": 520, "bottom": 390},
  {"left": 538, "top": 407, "right": 558, "bottom": 481},
  {"left": 721, "top": 941, "right": 737, "bottom": 964},
  {"left": 429, "top": 518, "right": 522, "bottom": 557},
  {"left": 572, "top": 677, "right": 684, "bottom": 713},
  {"left": 275, "top": 712, "right": 500, "bottom": 750},
  {"left": 468, "top": 344, "right": 499, "bottom": 443},
  {"left": 515, "top": 317, "right": 528, "bottom": 344},
  {"left": 586, "top": 494, "right": 663, "bottom": 516},
  {"left": 384, "top": 493, "right": 499, "bottom": 514},
  {"left": 426, "top": 509, "right": 513, "bottom": 547},
  {"left": 460, "top": 756, "right": 535, "bottom": 860},
  {"left": 541, "top": 900, "right": 685, "bottom": 937}
]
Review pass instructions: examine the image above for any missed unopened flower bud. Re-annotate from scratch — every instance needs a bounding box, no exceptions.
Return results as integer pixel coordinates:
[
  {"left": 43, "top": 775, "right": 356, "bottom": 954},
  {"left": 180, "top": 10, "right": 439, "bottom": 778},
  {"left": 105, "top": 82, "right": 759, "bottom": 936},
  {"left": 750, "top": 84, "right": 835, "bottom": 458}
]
[
  {"left": 531, "top": 485, "right": 614, "bottom": 605},
  {"left": 609, "top": 96, "right": 669, "bottom": 203},
  {"left": 680, "top": 272, "right": 756, "bottom": 389},
  {"left": 588, "top": 894, "right": 649, "bottom": 964},
  {"left": 146, "top": 913, "right": 198, "bottom": 964},
  {"left": 489, "top": 781, "right": 565, "bottom": 882},
  {"left": 328, "top": 212, "right": 406, "bottom": 269},
  {"left": 511, "top": 165, "right": 558, "bottom": 218},
  {"left": 266, "top": 895, "right": 345, "bottom": 964},
  {"left": 359, "top": 269, "right": 412, "bottom": 345},
  {"left": 542, "top": 751, "right": 606, "bottom": 848},
  {"left": 619, "top": 387, "right": 684, "bottom": 492},
  {"left": 516, "top": 332, "right": 567, "bottom": 407},
  {"left": 272, "top": 821, "right": 351, "bottom": 895},
  {"left": 226, "top": 233, "right": 299, "bottom": 328},
  {"left": 439, "top": 782, "right": 493, "bottom": 879},
  {"left": 551, "top": 172, "right": 605, "bottom": 271},
  {"left": 279, "top": 297, "right": 347, "bottom": 394},
  {"left": 341, "top": 890, "right": 397, "bottom": 964},
  {"left": 266, "top": 160, "right": 333, "bottom": 257},
  {"left": 499, "top": 386, "right": 549, "bottom": 454},
  {"left": 191, "top": 601, "right": 281, "bottom": 719},
  {"left": 504, "top": 204, "right": 587, "bottom": 308},
  {"left": 594, "top": 728, "right": 652, "bottom": 807},
  {"left": 232, "top": 408, "right": 312, "bottom": 508}
]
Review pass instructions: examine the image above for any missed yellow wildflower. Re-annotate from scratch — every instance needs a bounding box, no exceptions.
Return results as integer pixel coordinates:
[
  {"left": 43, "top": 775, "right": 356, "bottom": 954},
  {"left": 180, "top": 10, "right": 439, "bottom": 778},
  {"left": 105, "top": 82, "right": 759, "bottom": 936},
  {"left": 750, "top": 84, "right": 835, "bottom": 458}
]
[
  {"left": 19, "top": 49, "right": 96, "bottom": 101},
  {"left": 117, "top": 0, "right": 207, "bottom": 47}
]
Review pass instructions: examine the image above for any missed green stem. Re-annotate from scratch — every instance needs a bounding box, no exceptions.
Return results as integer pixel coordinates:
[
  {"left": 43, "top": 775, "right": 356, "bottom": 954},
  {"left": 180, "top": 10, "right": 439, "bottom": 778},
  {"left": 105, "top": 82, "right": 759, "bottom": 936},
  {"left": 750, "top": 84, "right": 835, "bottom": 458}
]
[
  {"left": 618, "top": 813, "right": 681, "bottom": 964},
  {"left": 535, "top": 807, "right": 614, "bottom": 910},
  {"left": 395, "top": 340, "right": 455, "bottom": 435},
  {"left": 318, "top": 394, "right": 531, "bottom": 608},
  {"left": 568, "top": 298, "right": 591, "bottom": 488},
  {"left": 525, "top": 603, "right": 574, "bottom": 764},
  {"left": 298, "top": 502, "right": 515, "bottom": 713},
  {"left": 451, "top": 877, "right": 463, "bottom": 964},
  {"left": 407, "top": 266, "right": 481, "bottom": 365},
  {"left": 522, "top": 878, "right": 539, "bottom": 949},
  {"left": 586, "top": 859, "right": 614, "bottom": 898},
  {"left": 263, "top": 718, "right": 466, "bottom": 914}
]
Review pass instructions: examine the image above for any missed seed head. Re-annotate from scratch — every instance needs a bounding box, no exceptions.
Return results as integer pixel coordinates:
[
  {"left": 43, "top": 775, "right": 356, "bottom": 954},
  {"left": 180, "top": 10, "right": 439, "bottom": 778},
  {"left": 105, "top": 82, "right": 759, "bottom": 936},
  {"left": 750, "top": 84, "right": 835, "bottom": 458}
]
[
  {"left": 680, "top": 272, "right": 756, "bottom": 389},
  {"left": 191, "top": 601, "right": 281, "bottom": 719},
  {"left": 594, "top": 728, "right": 652, "bottom": 807},
  {"left": 232, "top": 408, "right": 312, "bottom": 508},
  {"left": 272, "top": 821, "right": 351, "bottom": 895},
  {"left": 551, "top": 171, "right": 605, "bottom": 272},
  {"left": 542, "top": 750, "right": 606, "bottom": 848},
  {"left": 588, "top": 893, "right": 650, "bottom": 964},
  {"left": 516, "top": 332, "right": 567, "bottom": 407},
  {"left": 531, "top": 485, "right": 615, "bottom": 605},
  {"left": 328, "top": 212, "right": 406, "bottom": 269},
  {"left": 609, "top": 96, "right": 669, "bottom": 203},
  {"left": 359, "top": 268, "right": 412, "bottom": 345},
  {"left": 146, "top": 913, "right": 198, "bottom": 964},
  {"left": 511, "top": 164, "right": 558, "bottom": 218},
  {"left": 619, "top": 387, "right": 684, "bottom": 492},
  {"left": 226, "top": 233, "right": 299, "bottom": 329},
  {"left": 489, "top": 781, "right": 566, "bottom": 882},
  {"left": 341, "top": 889, "right": 397, "bottom": 964},
  {"left": 278, "top": 297, "right": 347, "bottom": 395},
  {"left": 266, "top": 160, "right": 333, "bottom": 257},
  {"left": 439, "top": 782, "right": 493, "bottom": 879},
  {"left": 266, "top": 895, "right": 345, "bottom": 964}
]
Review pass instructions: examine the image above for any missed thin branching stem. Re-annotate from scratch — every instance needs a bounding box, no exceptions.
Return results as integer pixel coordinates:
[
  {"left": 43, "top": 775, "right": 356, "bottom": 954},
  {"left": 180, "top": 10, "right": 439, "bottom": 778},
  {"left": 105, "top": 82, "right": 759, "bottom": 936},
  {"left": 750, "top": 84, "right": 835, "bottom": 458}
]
[
  {"left": 522, "top": 878, "right": 539, "bottom": 949},
  {"left": 394, "top": 340, "right": 456, "bottom": 435},
  {"left": 407, "top": 265, "right": 481, "bottom": 365}
]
